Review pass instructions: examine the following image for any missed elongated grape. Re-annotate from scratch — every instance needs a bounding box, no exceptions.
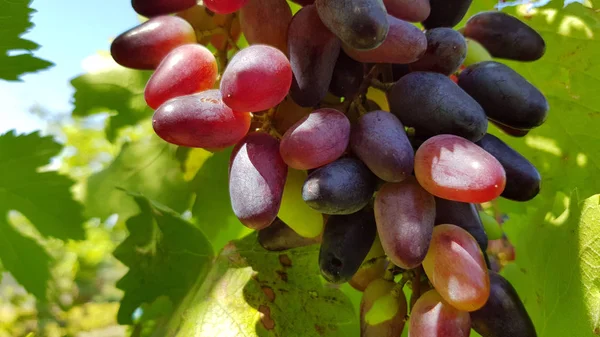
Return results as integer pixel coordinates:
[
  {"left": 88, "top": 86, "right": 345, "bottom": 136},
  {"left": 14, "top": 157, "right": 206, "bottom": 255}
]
[
  {"left": 349, "top": 236, "right": 386, "bottom": 291},
  {"left": 280, "top": 108, "right": 350, "bottom": 170},
  {"left": 415, "top": 135, "right": 506, "bottom": 203},
  {"left": 221, "top": 45, "right": 292, "bottom": 112},
  {"left": 409, "top": 289, "right": 471, "bottom": 337},
  {"left": 383, "top": 0, "right": 430, "bottom": 22},
  {"left": 272, "top": 96, "right": 313, "bottom": 135},
  {"left": 343, "top": 15, "right": 426, "bottom": 64},
  {"left": 464, "top": 38, "right": 492, "bottom": 67},
  {"left": 476, "top": 134, "right": 541, "bottom": 201},
  {"left": 278, "top": 168, "right": 324, "bottom": 238},
  {"left": 315, "top": 0, "right": 389, "bottom": 50},
  {"left": 303, "top": 157, "right": 376, "bottom": 214},
  {"left": 409, "top": 28, "right": 467, "bottom": 76},
  {"left": 111, "top": 16, "right": 196, "bottom": 70},
  {"left": 319, "top": 210, "right": 377, "bottom": 283},
  {"left": 388, "top": 72, "right": 487, "bottom": 141},
  {"left": 258, "top": 218, "right": 321, "bottom": 251},
  {"left": 458, "top": 61, "right": 549, "bottom": 130},
  {"left": 132, "top": 0, "right": 196, "bottom": 16},
  {"left": 204, "top": 0, "right": 248, "bottom": 14},
  {"left": 422, "top": 0, "right": 472, "bottom": 29},
  {"left": 464, "top": 11, "right": 545, "bottom": 61},
  {"left": 492, "top": 121, "right": 529, "bottom": 138},
  {"left": 288, "top": 5, "right": 341, "bottom": 107},
  {"left": 240, "top": 0, "right": 292, "bottom": 54},
  {"left": 152, "top": 90, "right": 250, "bottom": 148},
  {"left": 145, "top": 44, "right": 218, "bottom": 109},
  {"left": 329, "top": 50, "right": 364, "bottom": 99},
  {"left": 471, "top": 271, "right": 536, "bottom": 337},
  {"left": 374, "top": 178, "right": 436, "bottom": 269},
  {"left": 229, "top": 133, "right": 288, "bottom": 229},
  {"left": 423, "top": 224, "right": 490, "bottom": 311},
  {"left": 351, "top": 111, "right": 413, "bottom": 182},
  {"left": 434, "top": 198, "right": 487, "bottom": 251},
  {"left": 361, "top": 279, "right": 407, "bottom": 337},
  {"left": 478, "top": 211, "right": 503, "bottom": 240}
]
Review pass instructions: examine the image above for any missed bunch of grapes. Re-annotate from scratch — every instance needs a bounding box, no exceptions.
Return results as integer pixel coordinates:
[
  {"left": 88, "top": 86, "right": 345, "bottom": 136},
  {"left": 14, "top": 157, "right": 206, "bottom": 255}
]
[{"left": 111, "top": 0, "right": 547, "bottom": 336}]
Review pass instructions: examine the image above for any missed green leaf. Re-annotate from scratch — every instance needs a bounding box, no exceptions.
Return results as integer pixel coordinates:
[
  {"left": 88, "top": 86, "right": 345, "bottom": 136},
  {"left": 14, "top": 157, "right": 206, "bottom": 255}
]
[
  {"left": 0, "top": 0, "right": 53, "bottom": 80},
  {"left": 70, "top": 66, "right": 153, "bottom": 142},
  {"left": 85, "top": 135, "right": 192, "bottom": 221},
  {"left": 164, "top": 234, "right": 357, "bottom": 337},
  {"left": 460, "top": 2, "right": 600, "bottom": 336},
  {"left": 0, "top": 131, "right": 85, "bottom": 298},
  {"left": 113, "top": 192, "right": 213, "bottom": 324}
]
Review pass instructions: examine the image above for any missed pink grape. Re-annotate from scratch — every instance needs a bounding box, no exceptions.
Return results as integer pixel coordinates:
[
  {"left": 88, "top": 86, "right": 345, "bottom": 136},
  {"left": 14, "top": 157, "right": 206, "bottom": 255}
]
[
  {"left": 240, "top": 0, "right": 292, "bottom": 54},
  {"left": 409, "top": 289, "right": 471, "bottom": 337},
  {"left": 204, "top": 0, "right": 249, "bottom": 14},
  {"left": 383, "top": 0, "right": 430, "bottom": 22}
]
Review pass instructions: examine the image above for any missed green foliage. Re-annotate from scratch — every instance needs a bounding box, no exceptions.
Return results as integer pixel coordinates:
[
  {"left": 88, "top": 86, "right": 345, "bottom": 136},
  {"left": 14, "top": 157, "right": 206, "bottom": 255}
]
[
  {"left": 0, "top": 0, "right": 53, "bottom": 80},
  {"left": 0, "top": 131, "right": 84, "bottom": 299},
  {"left": 113, "top": 192, "right": 213, "bottom": 324},
  {"left": 164, "top": 233, "right": 356, "bottom": 337}
]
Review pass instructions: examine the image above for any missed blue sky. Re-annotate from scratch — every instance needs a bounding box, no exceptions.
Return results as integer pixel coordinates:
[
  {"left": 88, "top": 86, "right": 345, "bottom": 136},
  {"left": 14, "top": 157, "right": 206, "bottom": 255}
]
[{"left": 0, "top": 0, "right": 140, "bottom": 134}]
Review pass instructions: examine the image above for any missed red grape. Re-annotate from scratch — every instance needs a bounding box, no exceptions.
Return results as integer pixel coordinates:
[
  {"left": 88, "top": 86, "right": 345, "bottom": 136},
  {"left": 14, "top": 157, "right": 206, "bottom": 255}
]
[
  {"left": 152, "top": 90, "right": 250, "bottom": 149},
  {"left": 240, "top": 0, "right": 292, "bottom": 54},
  {"left": 132, "top": 0, "right": 196, "bottom": 17},
  {"left": 414, "top": 134, "right": 506, "bottom": 203},
  {"left": 110, "top": 16, "right": 196, "bottom": 70},
  {"left": 204, "top": 0, "right": 249, "bottom": 14},
  {"left": 220, "top": 45, "right": 292, "bottom": 112},
  {"left": 422, "top": 224, "right": 490, "bottom": 312},
  {"left": 383, "top": 0, "right": 430, "bottom": 22},
  {"left": 409, "top": 289, "right": 471, "bottom": 337},
  {"left": 145, "top": 44, "right": 218, "bottom": 109},
  {"left": 229, "top": 133, "right": 288, "bottom": 229},
  {"left": 280, "top": 108, "right": 350, "bottom": 170}
]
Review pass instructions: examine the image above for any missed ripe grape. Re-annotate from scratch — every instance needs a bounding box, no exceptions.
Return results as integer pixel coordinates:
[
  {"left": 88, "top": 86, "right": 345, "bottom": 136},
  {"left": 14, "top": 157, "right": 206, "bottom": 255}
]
[
  {"left": 471, "top": 271, "right": 537, "bottom": 337},
  {"left": 132, "top": 0, "right": 196, "bottom": 17},
  {"left": 422, "top": 0, "right": 473, "bottom": 29},
  {"left": 288, "top": 5, "right": 341, "bottom": 107},
  {"left": 229, "top": 133, "right": 288, "bottom": 229},
  {"left": 374, "top": 177, "right": 436, "bottom": 269},
  {"left": 220, "top": 45, "right": 292, "bottom": 112},
  {"left": 349, "top": 236, "right": 386, "bottom": 291},
  {"left": 204, "top": 0, "right": 249, "bottom": 14},
  {"left": 414, "top": 134, "right": 506, "bottom": 203},
  {"left": 409, "top": 28, "right": 467, "bottom": 76},
  {"left": 463, "top": 38, "right": 492, "bottom": 67},
  {"left": 478, "top": 211, "right": 503, "bottom": 240},
  {"left": 319, "top": 210, "right": 376, "bottom": 283},
  {"left": 388, "top": 72, "right": 487, "bottom": 142},
  {"left": 258, "top": 218, "right": 321, "bottom": 251},
  {"left": 423, "top": 224, "right": 490, "bottom": 312},
  {"left": 491, "top": 121, "right": 529, "bottom": 138},
  {"left": 464, "top": 11, "right": 545, "bottom": 61},
  {"left": 409, "top": 289, "right": 471, "bottom": 337},
  {"left": 350, "top": 110, "right": 414, "bottom": 182},
  {"left": 302, "top": 157, "right": 376, "bottom": 214},
  {"left": 458, "top": 61, "right": 549, "bottom": 130},
  {"left": 360, "top": 278, "right": 407, "bottom": 337},
  {"left": 343, "top": 15, "right": 427, "bottom": 64},
  {"left": 144, "top": 44, "right": 218, "bottom": 109},
  {"left": 271, "top": 96, "right": 313, "bottom": 135},
  {"left": 280, "top": 108, "right": 350, "bottom": 170},
  {"left": 240, "top": 0, "right": 292, "bottom": 54},
  {"left": 315, "top": 0, "right": 389, "bottom": 50},
  {"left": 277, "top": 168, "right": 325, "bottom": 238},
  {"left": 329, "top": 50, "right": 364, "bottom": 99},
  {"left": 383, "top": 0, "right": 430, "bottom": 22},
  {"left": 434, "top": 197, "right": 488, "bottom": 251},
  {"left": 110, "top": 16, "right": 196, "bottom": 70},
  {"left": 152, "top": 90, "right": 250, "bottom": 149}
]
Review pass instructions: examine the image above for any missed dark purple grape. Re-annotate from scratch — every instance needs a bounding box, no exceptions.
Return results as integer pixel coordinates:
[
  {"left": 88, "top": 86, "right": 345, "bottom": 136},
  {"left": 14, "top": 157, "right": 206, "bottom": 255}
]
[
  {"left": 434, "top": 197, "right": 488, "bottom": 251},
  {"left": 319, "top": 210, "right": 377, "bottom": 283},
  {"left": 476, "top": 134, "right": 541, "bottom": 201},
  {"left": 132, "top": 0, "right": 196, "bottom": 17},
  {"left": 422, "top": 0, "right": 473, "bottom": 29},
  {"left": 302, "top": 157, "right": 376, "bottom": 214},
  {"left": 409, "top": 27, "right": 467, "bottom": 76},
  {"left": 258, "top": 218, "right": 321, "bottom": 251},
  {"left": 329, "top": 50, "right": 364, "bottom": 99}
]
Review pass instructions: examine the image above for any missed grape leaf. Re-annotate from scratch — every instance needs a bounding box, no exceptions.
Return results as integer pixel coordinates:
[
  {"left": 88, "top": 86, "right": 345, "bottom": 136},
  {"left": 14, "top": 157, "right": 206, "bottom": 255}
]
[
  {"left": 113, "top": 192, "right": 213, "bottom": 324},
  {"left": 84, "top": 134, "right": 191, "bottom": 221},
  {"left": 70, "top": 66, "right": 153, "bottom": 142},
  {"left": 163, "top": 233, "right": 358, "bottom": 337},
  {"left": 0, "top": 131, "right": 85, "bottom": 298},
  {"left": 461, "top": 1, "right": 600, "bottom": 336},
  {"left": 0, "top": 0, "right": 53, "bottom": 80}
]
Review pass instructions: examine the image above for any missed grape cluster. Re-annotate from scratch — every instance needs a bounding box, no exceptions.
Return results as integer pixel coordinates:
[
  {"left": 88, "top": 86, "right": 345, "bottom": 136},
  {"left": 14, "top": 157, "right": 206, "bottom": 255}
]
[{"left": 111, "top": 0, "right": 546, "bottom": 336}]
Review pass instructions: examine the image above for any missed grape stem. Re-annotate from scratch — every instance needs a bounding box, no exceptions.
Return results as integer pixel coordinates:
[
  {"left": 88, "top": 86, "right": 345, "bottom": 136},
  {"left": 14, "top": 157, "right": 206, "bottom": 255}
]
[
  {"left": 370, "top": 79, "right": 393, "bottom": 92},
  {"left": 216, "top": 14, "right": 236, "bottom": 69},
  {"left": 411, "top": 268, "right": 421, "bottom": 310},
  {"left": 343, "top": 65, "right": 379, "bottom": 113},
  {"left": 391, "top": 272, "right": 411, "bottom": 298}
]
